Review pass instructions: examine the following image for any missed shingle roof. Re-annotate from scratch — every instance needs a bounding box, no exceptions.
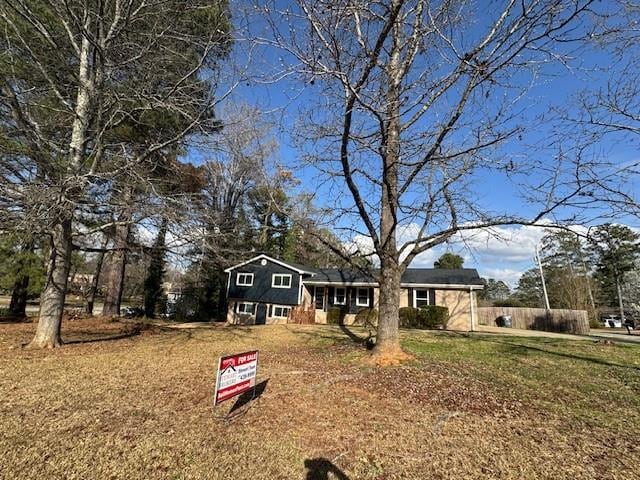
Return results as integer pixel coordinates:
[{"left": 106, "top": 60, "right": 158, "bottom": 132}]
[
  {"left": 225, "top": 254, "right": 483, "bottom": 287},
  {"left": 306, "top": 267, "right": 483, "bottom": 286},
  {"left": 401, "top": 268, "right": 484, "bottom": 286},
  {"left": 307, "top": 268, "right": 376, "bottom": 283}
]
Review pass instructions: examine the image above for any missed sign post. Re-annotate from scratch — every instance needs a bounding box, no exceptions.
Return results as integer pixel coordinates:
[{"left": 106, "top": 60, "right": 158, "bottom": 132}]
[{"left": 213, "top": 350, "right": 259, "bottom": 407}]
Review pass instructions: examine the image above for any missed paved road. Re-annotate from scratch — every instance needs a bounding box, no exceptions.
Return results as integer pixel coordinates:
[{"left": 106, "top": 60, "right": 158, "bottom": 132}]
[
  {"left": 476, "top": 325, "right": 640, "bottom": 345},
  {"left": 0, "top": 296, "right": 104, "bottom": 316},
  {"left": 590, "top": 328, "right": 640, "bottom": 344}
]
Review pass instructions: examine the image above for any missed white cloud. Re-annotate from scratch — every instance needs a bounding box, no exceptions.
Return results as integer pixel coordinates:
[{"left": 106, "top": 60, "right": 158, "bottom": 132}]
[
  {"left": 343, "top": 221, "right": 582, "bottom": 285},
  {"left": 479, "top": 267, "right": 524, "bottom": 288},
  {"left": 340, "top": 221, "right": 637, "bottom": 287},
  {"left": 406, "top": 248, "right": 442, "bottom": 268},
  {"left": 453, "top": 224, "right": 548, "bottom": 263},
  {"left": 346, "top": 223, "right": 549, "bottom": 266}
]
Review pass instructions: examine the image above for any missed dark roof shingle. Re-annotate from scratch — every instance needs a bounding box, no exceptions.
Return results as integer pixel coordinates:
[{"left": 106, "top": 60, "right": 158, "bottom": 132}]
[{"left": 307, "top": 267, "right": 482, "bottom": 286}]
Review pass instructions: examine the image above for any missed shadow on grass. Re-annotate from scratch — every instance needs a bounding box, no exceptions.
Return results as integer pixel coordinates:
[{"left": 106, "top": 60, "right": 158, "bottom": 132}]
[
  {"left": 338, "top": 323, "right": 365, "bottom": 344},
  {"left": 288, "top": 323, "right": 375, "bottom": 350},
  {"left": 470, "top": 333, "right": 640, "bottom": 371},
  {"left": 228, "top": 379, "right": 269, "bottom": 415},
  {"left": 0, "top": 315, "right": 31, "bottom": 324},
  {"left": 304, "top": 458, "right": 350, "bottom": 480},
  {"left": 152, "top": 323, "right": 259, "bottom": 353},
  {"left": 339, "top": 323, "right": 376, "bottom": 350},
  {"left": 63, "top": 330, "right": 141, "bottom": 345}
]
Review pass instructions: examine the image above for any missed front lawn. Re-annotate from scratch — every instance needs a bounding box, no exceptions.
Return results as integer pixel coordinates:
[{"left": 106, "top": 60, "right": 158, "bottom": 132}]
[{"left": 1, "top": 319, "right": 638, "bottom": 479}]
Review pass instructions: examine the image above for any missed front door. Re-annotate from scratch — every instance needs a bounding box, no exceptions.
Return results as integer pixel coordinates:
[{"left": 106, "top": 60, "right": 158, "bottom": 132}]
[{"left": 255, "top": 303, "right": 267, "bottom": 325}]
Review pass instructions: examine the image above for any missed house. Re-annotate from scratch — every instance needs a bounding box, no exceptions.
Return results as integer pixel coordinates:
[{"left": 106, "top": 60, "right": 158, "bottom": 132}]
[{"left": 224, "top": 254, "right": 484, "bottom": 331}]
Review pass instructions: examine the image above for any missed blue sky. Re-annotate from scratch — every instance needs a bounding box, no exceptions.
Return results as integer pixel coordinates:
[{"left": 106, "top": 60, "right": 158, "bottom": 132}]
[{"left": 187, "top": 1, "right": 639, "bottom": 289}]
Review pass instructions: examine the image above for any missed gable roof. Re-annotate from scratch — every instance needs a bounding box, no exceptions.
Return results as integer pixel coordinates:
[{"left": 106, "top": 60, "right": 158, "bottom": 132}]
[{"left": 223, "top": 254, "right": 316, "bottom": 275}]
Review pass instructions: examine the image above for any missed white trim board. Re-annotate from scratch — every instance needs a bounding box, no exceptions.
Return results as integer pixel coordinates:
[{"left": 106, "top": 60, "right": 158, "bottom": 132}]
[
  {"left": 333, "top": 287, "right": 346, "bottom": 305},
  {"left": 224, "top": 254, "right": 315, "bottom": 275},
  {"left": 412, "top": 288, "right": 431, "bottom": 308},
  {"left": 303, "top": 281, "right": 377, "bottom": 287},
  {"left": 236, "top": 301, "right": 255, "bottom": 315},
  {"left": 304, "top": 281, "right": 483, "bottom": 290},
  {"left": 355, "top": 287, "right": 370, "bottom": 307},
  {"left": 236, "top": 272, "right": 254, "bottom": 286},
  {"left": 271, "top": 304, "right": 291, "bottom": 318},
  {"left": 400, "top": 283, "right": 484, "bottom": 290},
  {"left": 272, "top": 273, "right": 292, "bottom": 288}
]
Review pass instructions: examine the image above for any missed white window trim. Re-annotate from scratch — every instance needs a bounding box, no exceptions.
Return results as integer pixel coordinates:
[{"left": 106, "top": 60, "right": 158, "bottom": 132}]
[
  {"left": 356, "top": 287, "right": 370, "bottom": 307},
  {"left": 236, "top": 272, "right": 254, "bottom": 287},
  {"left": 334, "top": 287, "right": 346, "bottom": 305},
  {"left": 272, "top": 305, "right": 291, "bottom": 318},
  {"left": 236, "top": 302, "right": 255, "bottom": 315},
  {"left": 272, "top": 273, "right": 292, "bottom": 289},
  {"left": 413, "top": 289, "right": 430, "bottom": 308}
]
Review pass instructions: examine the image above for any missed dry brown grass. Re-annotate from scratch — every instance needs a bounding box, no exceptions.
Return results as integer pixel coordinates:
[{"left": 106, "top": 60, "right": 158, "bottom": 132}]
[{"left": 1, "top": 318, "right": 639, "bottom": 479}]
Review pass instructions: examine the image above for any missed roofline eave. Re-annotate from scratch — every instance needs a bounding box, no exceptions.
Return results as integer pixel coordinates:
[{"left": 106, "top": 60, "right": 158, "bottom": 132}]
[
  {"left": 303, "top": 280, "right": 483, "bottom": 290},
  {"left": 224, "top": 253, "right": 316, "bottom": 275}
]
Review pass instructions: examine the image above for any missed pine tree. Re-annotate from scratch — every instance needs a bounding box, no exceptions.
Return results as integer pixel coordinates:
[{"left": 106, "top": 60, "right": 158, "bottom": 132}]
[
  {"left": 589, "top": 224, "right": 640, "bottom": 321},
  {"left": 144, "top": 219, "right": 168, "bottom": 318},
  {"left": 434, "top": 253, "right": 464, "bottom": 269}
]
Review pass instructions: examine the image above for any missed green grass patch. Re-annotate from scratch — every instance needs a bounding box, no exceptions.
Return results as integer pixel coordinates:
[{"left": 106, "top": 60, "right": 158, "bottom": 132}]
[{"left": 403, "top": 332, "right": 640, "bottom": 428}]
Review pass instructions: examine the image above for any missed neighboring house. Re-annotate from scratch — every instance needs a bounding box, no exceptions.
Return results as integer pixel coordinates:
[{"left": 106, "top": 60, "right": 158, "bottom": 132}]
[{"left": 224, "top": 254, "right": 484, "bottom": 331}]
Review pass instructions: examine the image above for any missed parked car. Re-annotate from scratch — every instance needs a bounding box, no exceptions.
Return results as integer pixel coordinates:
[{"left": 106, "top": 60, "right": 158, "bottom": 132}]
[
  {"left": 122, "top": 306, "right": 144, "bottom": 318},
  {"left": 600, "top": 314, "right": 622, "bottom": 328}
]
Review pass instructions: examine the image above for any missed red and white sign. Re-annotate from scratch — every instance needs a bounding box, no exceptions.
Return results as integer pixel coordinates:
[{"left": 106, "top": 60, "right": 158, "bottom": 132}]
[{"left": 214, "top": 350, "right": 259, "bottom": 405}]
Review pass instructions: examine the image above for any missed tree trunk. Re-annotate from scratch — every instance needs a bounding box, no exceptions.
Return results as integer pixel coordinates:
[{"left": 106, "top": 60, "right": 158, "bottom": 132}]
[
  {"left": 375, "top": 263, "right": 405, "bottom": 353},
  {"left": 85, "top": 249, "right": 105, "bottom": 315},
  {"left": 217, "top": 275, "right": 227, "bottom": 322},
  {"left": 102, "top": 182, "right": 134, "bottom": 318},
  {"left": 9, "top": 274, "right": 29, "bottom": 318},
  {"left": 28, "top": 18, "right": 95, "bottom": 346},
  {"left": 615, "top": 275, "right": 625, "bottom": 322},
  {"left": 28, "top": 219, "right": 72, "bottom": 348},
  {"left": 370, "top": 12, "right": 410, "bottom": 365},
  {"left": 101, "top": 223, "right": 129, "bottom": 317}
]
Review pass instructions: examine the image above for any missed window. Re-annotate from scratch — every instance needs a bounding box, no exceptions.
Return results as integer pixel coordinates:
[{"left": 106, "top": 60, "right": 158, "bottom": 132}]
[
  {"left": 414, "top": 289, "right": 430, "bottom": 308},
  {"left": 236, "top": 272, "right": 254, "bottom": 287},
  {"left": 314, "top": 287, "right": 325, "bottom": 310},
  {"left": 236, "top": 302, "right": 255, "bottom": 315},
  {"left": 272, "top": 305, "right": 291, "bottom": 318},
  {"left": 334, "top": 287, "right": 346, "bottom": 305},
  {"left": 356, "top": 288, "right": 369, "bottom": 307},
  {"left": 272, "top": 273, "right": 292, "bottom": 288}
]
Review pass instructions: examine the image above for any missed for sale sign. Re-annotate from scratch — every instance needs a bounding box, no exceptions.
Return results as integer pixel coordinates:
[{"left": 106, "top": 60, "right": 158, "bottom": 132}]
[{"left": 214, "top": 350, "right": 259, "bottom": 405}]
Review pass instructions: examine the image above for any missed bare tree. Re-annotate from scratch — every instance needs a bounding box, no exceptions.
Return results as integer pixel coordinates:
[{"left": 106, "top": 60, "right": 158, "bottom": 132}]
[
  {"left": 191, "top": 104, "right": 278, "bottom": 264},
  {"left": 563, "top": 1, "right": 640, "bottom": 218},
  {"left": 258, "top": 0, "right": 608, "bottom": 363},
  {"left": 0, "top": 1, "right": 232, "bottom": 346},
  {"left": 157, "top": 104, "right": 292, "bottom": 320},
  {"left": 101, "top": 184, "right": 134, "bottom": 317}
]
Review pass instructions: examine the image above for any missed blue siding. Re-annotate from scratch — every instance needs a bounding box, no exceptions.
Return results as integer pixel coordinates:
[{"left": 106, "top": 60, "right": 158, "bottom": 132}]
[{"left": 228, "top": 259, "right": 301, "bottom": 305}]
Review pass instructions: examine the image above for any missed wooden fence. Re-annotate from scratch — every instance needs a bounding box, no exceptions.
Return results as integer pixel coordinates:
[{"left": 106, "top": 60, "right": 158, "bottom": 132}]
[{"left": 477, "top": 307, "right": 590, "bottom": 335}]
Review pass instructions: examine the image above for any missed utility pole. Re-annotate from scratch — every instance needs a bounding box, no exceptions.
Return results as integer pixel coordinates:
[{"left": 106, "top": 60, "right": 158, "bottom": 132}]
[{"left": 535, "top": 244, "right": 551, "bottom": 310}]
